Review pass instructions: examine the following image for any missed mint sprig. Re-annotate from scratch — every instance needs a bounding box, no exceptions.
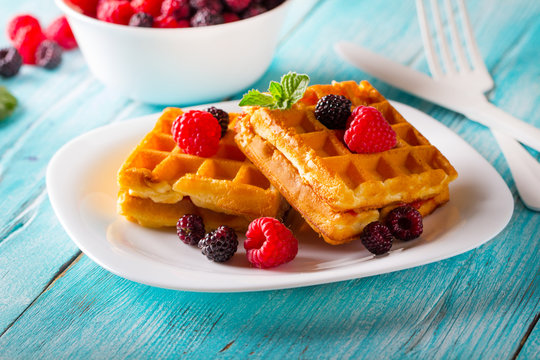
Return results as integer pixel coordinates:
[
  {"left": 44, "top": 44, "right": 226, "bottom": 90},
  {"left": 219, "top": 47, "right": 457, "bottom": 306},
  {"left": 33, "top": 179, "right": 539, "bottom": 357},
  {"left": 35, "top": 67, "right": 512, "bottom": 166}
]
[{"left": 239, "top": 72, "right": 310, "bottom": 110}]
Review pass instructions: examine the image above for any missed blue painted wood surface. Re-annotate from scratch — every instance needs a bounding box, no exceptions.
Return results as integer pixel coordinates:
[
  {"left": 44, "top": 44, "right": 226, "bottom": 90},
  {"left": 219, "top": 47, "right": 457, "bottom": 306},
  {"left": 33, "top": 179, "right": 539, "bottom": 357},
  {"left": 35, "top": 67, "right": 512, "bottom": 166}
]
[{"left": 0, "top": 0, "right": 538, "bottom": 358}]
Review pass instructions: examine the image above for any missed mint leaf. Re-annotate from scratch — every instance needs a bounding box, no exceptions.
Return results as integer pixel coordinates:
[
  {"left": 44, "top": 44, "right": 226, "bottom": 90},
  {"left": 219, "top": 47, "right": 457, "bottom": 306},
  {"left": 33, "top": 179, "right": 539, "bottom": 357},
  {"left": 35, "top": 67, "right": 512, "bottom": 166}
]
[
  {"left": 239, "top": 72, "right": 310, "bottom": 110},
  {"left": 0, "top": 86, "right": 17, "bottom": 121},
  {"left": 239, "top": 89, "right": 275, "bottom": 107},
  {"left": 281, "top": 72, "right": 310, "bottom": 105}
]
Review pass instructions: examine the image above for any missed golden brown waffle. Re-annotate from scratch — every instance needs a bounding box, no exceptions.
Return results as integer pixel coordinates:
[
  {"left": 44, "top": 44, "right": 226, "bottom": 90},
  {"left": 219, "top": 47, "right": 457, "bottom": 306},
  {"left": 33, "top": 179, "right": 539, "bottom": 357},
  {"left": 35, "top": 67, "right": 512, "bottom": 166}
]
[
  {"left": 235, "top": 80, "right": 457, "bottom": 244},
  {"left": 117, "top": 107, "right": 287, "bottom": 229}
]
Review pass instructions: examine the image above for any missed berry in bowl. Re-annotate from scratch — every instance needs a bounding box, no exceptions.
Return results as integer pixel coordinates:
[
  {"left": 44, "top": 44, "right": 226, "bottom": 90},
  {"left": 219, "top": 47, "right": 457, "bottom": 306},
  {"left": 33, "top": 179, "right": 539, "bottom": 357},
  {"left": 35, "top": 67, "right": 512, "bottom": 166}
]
[{"left": 55, "top": 0, "right": 290, "bottom": 104}]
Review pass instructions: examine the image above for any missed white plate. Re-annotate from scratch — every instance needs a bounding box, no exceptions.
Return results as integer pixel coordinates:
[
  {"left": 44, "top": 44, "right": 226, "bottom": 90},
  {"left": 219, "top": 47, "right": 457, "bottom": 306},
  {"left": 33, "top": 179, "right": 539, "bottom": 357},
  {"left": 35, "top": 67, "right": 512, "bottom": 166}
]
[{"left": 47, "top": 100, "right": 514, "bottom": 292}]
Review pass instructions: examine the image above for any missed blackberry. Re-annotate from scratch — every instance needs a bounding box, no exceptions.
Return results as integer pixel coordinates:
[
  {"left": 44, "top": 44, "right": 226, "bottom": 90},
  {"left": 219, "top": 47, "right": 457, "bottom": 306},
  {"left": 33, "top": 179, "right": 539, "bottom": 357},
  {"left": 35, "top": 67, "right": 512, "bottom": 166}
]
[
  {"left": 189, "top": 0, "right": 223, "bottom": 12},
  {"left": 243, "top": 4, "right": 266, "bottom": 18},
  {"left": 263, "top": 0, "right": 284, "bottom": 10},
  {"left": 129, "top": 12, "right": 154, "bottom": 27},
  {"left": 314, "top": 94, "right": 352, "bottom": 130},
  {"left": 0, "top": 47, "right": 23, "bottom": 78},
  {"left": 190, "top": 8, "right": 224, "bottom": 27},
  {"left": 205, "top": 106, "right": 229, "bottom": 137},
  {"left": 198, "top": 225, "right": 238, "bottom": 262},
  {"left": 176, "top": 214, "right": 206, "bottom": 245},
  {"left": 385, "top": 205, "right": 423, "bottom": 241},
  {"left": 360, "top": 221, "right": 394, "bottom": 255},
  {"left": 35, "top": 40, "right": 62, "bottom": 69}
]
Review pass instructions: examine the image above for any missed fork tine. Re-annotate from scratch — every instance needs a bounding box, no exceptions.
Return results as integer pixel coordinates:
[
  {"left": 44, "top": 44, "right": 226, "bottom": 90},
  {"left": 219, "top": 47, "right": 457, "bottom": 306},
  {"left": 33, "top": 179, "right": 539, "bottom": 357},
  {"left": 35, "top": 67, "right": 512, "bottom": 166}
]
[
  {"left": 416, "top": 0, "right": 444, "bottom": 78},
  {"left": 443, "top": 0, "right": 470, "bottom": 72},
  {"left": 456, "top": 0, "right": 490, "bottom": 74},
  {"left": 429, "top": 0, "right": 457, "bottom": 74}
]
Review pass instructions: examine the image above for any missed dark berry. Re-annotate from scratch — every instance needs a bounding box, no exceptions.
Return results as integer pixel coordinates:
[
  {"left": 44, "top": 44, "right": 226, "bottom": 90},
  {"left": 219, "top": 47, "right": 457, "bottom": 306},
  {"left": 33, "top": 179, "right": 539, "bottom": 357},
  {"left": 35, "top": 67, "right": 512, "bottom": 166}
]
[
  {"left": 385, "top": 205, "right": 423, "bottom": 241},
  {"left": 205, "top": 106, "right": 229, "bottom": 137},
  {"left": 190, "top": 8, "right": 224, "bottom": 27},
  {"left": 314, "top": 94, "right": 352, "bottom": 130},
  {"left": 129, "top": 12, "right": 154, "bottom": 27},
  {"left": 198, "top": 225, "right": 238, "bottom": 262},
  {"left": 0, "top": 48, "right": 23, "bottom": 78},
  {"left": 263, "top": 0, "right": 284, "bottom": 10},
  {"left": 189, "top": 0, "right": 223, "bottom": 12},
  {"left": 35, "top": 40, "right": 62, "bottom": 69},
  {"left": 360, "top": 221, "right": 394, "bottom": 255},
  {"left": 177, "top": 214, "right": 205, "bottom": 245},
  {"left": 243, "top": 4, "right": 266, "bottom": 18}
]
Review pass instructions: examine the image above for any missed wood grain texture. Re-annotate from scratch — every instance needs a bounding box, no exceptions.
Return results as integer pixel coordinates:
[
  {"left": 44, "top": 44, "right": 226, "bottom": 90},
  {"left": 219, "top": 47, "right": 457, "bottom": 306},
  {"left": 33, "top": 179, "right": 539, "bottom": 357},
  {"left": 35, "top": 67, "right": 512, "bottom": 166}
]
[{"left": 0, "top": 0, "right": 539, "bottom": 358}]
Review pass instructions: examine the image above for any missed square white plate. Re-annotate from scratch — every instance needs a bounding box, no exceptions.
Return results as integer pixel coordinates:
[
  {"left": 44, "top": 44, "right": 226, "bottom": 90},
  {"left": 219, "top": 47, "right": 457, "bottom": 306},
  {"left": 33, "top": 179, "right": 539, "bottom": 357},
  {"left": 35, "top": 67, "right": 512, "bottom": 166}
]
[{"left": 47, "top": 100, "right": 513, "bottom": 292}]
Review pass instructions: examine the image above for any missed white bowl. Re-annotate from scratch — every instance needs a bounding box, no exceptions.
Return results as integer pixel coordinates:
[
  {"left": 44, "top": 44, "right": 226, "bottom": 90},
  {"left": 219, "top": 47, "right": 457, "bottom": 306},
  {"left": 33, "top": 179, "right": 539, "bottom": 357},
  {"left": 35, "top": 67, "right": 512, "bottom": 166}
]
[{"left": 55, "top": 0, "right": 290, "bottom": 105}]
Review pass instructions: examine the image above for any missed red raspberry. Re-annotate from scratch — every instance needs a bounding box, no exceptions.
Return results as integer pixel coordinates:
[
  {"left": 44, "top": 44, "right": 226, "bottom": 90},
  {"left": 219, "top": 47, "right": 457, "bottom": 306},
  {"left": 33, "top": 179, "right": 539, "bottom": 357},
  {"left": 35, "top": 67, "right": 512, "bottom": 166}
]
[
  {"left": 171, "top": 110, "right": 221, "bottom": 157},
  {"left": 224, "top": 0, "right": 251, "bottom": 12},
  {"left": 223, "top": 12, "right": 240, "bottom": 23},
  {"left": 7, "top": 14, "right": 41, "bottom": 42},
  {"left": 97, "top": 0, "right": 134, "bottom": 25},
  {"left": 160, "top": 0, "right": 190, "bottom": 20},
  {"left": 154, "top": 15, "right": 189, "bottom": 28},
  {"left": 13, "top": 26, "right": 46, "bottom": 65},
  {"left": 244, "top": 217, "right": 298, "bottom": 269},
  {"left": 66, "top": 0, "right": 100, "bottom": 16},
  {"left": 344, "top": 106, "right": 397, "bottom": 153},
  {"left": 45, "top": 16, "right": 77, "bottom": 50},
  {"left": 131, "top": 0, "right": 164, "bottom": 17}
]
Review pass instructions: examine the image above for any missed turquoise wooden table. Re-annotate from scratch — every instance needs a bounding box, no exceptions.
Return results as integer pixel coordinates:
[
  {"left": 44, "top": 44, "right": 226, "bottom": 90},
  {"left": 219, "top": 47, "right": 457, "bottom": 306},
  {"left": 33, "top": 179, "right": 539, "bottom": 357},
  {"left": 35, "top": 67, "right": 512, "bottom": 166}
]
[{"left": 1, "top": 0, "right": 539, "bottom": 358}]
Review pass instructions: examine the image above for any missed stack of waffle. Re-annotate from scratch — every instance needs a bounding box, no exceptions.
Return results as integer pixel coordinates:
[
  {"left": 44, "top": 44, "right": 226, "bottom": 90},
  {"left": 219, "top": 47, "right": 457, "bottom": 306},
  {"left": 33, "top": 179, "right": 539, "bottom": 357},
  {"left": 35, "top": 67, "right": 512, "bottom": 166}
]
[
  {"left": 117, "top": 107, "right": 288, "bottom": 231},
  {"left": 234, "top": 81, "right": 457, "bottom": 244}
]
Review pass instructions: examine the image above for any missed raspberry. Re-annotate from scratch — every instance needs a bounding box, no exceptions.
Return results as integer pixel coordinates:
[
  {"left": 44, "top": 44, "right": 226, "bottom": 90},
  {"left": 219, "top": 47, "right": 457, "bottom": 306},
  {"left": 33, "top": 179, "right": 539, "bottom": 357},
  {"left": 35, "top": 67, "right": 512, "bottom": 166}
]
[
  {"left": 360, "top": 222, "right": 394, "bottom": 255},
  {"left": 35, "top": 40, "right": 63, "bottom": 69},
  {"left": 67, "top": 0, "right": 100, "bottom": 16},
  {"left": 344, "top": 106, "right": 397, "bottom": 153},
  {"left": 385, "top": 205, "right": 423, "bottom": 241},
  {"left": 204, "top": 106, "right": 229, "bottom": 137},
  {"left": 154, "top": 15, "right": 189, "bottom": 27},
  {"left": 190, "top": 0, "right": 223, "bottom": 12},
  {"left": 97, "top": 0, "right": 134, "bottom": 25},
  {"left": 176, "top": 214, "right": 205, "bottom": 245},
  {"left": 7, "top": 14, "right": 41, "bottom": 42},
  {"left": 243, "top": 4, "right": 266, "bottom": 18},
  {"left": 190, "top": 8, "right": 224, "bottom": 27},
  {"left": 45, "top": 16, "right": 77, "bottom": 50},
  {"left": 223, "top": 12, "right": 240, "bottom": 23},
  {"left": 129, "top": 12, "right": 154, "bottom": 27},
  {"left": 314, "top": 94, "right": 352, "bottom": 130},
  {"left": 131, "top": 0, "right": 164, "bottom": 17},
  {"left": 13, "top": 26, "right": 46, "bottom": 65},
  {"left": 160, "top": 0, "right": 190, "bottom": 20},
  {"left": 244, "top": 217, "right": 298, "bottom": 269},
  {"left": 0, "top": 48, "right": 23, "bottom": 78},
  {"left": 171, "top": 110, "right": 221, "bottom": 157},
  {"left": 198, "top": 226, "right": 238, "bottom": 262},
  {"left": 225, "top": 0, "right": 251, "bottom": 12}
]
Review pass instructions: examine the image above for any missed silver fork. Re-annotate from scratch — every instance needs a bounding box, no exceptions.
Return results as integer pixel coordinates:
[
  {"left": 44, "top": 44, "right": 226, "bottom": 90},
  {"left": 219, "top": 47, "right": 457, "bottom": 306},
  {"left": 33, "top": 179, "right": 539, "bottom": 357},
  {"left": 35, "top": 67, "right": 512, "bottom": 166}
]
[{"left": 416, "top": 0, "right": 540, "bottom": 211}]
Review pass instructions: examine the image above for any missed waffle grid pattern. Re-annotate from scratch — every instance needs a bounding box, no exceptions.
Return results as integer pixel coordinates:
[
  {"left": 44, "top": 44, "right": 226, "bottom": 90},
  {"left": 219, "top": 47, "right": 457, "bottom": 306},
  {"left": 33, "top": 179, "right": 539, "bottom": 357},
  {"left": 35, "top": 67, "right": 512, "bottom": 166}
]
[
  {"left": 117, "top": 107, "right": 285, "bottom": 225},
  {"left": 245, "top": 81, "right": 457, "bottom": 211}
]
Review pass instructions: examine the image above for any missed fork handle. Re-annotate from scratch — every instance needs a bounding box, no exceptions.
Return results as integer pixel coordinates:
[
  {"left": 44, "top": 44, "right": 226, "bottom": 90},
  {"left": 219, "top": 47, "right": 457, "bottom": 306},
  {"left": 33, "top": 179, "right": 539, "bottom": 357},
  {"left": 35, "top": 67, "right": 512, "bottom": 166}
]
[{"left": 463, "top": 100, "right": 540, "bottom": 152}]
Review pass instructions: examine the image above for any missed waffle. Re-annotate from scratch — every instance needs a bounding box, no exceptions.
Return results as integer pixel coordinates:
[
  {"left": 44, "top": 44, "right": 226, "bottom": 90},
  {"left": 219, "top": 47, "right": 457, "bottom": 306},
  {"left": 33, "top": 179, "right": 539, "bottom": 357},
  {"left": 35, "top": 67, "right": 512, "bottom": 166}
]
[
  {"left": 117, "top": 107, "right": 287, "bottom": 230},
  {"left": 235, "top": 81, "right": 457, "bottom": 244}
]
